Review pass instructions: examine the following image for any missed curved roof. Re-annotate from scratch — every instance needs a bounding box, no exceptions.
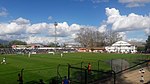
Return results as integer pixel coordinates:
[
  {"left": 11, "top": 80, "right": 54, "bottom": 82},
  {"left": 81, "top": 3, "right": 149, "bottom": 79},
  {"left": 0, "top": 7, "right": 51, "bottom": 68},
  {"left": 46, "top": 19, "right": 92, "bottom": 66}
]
[{"left": 112, "top": 41, "right": 131, "bottom": 46}]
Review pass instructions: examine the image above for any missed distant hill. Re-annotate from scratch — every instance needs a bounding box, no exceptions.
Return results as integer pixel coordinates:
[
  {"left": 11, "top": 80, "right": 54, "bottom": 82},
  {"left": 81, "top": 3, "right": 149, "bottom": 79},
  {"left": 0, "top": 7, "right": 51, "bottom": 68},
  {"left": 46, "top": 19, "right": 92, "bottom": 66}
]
[{"left": 0, "top": 39, "right": 9, "bottom": 44}]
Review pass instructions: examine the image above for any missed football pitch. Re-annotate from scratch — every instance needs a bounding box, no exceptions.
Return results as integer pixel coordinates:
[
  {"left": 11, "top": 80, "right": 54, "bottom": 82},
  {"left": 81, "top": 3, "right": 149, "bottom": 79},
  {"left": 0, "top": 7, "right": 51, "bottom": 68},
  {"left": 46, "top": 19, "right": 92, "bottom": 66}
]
[{"left": 0, "top": 53, "right": 149, "bottom": 84}]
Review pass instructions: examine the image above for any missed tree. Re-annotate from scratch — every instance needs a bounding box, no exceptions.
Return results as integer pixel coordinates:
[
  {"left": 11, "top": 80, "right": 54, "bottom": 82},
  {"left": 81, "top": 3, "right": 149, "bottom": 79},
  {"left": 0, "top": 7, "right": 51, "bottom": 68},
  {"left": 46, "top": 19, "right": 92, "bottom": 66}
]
[
  {"left": 75, "top": 27, "right": 96, "bottom": 48},
  {"left": 8, "top": 40, "right": 27, "bottom": 47},
  {"left": 0, "top": 43, "right": 4, "bottom": 48},
  {"left": 94, "top": 31, "right": 106, "bottom": 47},
  {"left": 105, "top": 30, "right": 122, "bottom": 46},
  {"left": 145, "top": 35, "right": 150, "bottom": 52},
  {"left": 47, "top": 42, "right": 60, "bottom": 47},
  {"left": 75, "top": 27, "right": 122, "bottom": 48}
]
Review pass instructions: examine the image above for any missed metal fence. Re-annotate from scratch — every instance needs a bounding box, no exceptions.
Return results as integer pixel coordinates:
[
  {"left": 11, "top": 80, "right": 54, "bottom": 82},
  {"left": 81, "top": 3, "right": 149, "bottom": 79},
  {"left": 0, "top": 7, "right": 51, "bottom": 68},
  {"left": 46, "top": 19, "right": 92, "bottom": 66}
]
[
  {"left": 68, "top": 65, "right": 115, "bottom": 84},
  {"left": 66, "top": 60, "right": 150, "bottom": 84}
]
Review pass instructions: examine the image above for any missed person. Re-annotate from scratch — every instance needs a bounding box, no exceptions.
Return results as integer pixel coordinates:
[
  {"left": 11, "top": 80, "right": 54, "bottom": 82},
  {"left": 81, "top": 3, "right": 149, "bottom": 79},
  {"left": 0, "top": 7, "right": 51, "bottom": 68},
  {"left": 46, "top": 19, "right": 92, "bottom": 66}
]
[
  {"left": 139, "top": 69, "right": 142, "bottom": 74},
  {"left": 62, "top": 76, "right": 70, "bottom": 84},
  {"left": 140, "top": 75, "right": 144, "bottom": 83},
  {"left": 17, "top": 69, "right": 24, "bottom": 84},
  {"left": 1, "top": 57, "right": 6, "bottom": 64},
  {"left": 88, "top": 63, "right": 91, "bottom": 74},
  {"left": 141, "top": 68, "right": 145, "bottom": 74},
  {"left": 39, "top": 79, "right": 45, "bottom": 84},
  {"left": 139, "top": 68, "right": 145, "bottom": 74},
  {"left": 52, "top": 78, "right": 57, "bottom": 84},
  {"left": 61, "top": 53, "right": 63, "bottom": 58},
  {"left": 28, "top": 52, "right": 31, "bottom": 58}
]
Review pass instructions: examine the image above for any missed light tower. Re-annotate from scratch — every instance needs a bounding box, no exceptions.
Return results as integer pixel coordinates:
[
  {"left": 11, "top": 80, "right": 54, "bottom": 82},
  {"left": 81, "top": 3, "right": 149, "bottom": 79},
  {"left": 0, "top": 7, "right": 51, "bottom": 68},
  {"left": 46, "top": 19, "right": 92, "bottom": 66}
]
[{"left": 54, "top": 22, "right": 58, "bottom": 54}]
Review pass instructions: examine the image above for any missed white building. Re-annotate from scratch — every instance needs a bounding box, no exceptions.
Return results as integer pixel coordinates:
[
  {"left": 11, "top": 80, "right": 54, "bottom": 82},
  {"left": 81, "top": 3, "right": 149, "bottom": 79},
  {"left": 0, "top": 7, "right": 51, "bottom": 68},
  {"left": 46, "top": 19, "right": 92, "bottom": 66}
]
[{"left": 105, "top": 41, "right": 137, "bottom": 53}]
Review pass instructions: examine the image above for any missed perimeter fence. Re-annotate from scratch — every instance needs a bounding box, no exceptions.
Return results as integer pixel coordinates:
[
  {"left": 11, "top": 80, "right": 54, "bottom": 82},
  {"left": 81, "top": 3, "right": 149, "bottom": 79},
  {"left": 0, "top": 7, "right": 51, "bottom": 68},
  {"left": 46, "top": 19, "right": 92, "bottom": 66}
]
[{"left": 56, "top": 55, "right": 150, "bottom": 84}]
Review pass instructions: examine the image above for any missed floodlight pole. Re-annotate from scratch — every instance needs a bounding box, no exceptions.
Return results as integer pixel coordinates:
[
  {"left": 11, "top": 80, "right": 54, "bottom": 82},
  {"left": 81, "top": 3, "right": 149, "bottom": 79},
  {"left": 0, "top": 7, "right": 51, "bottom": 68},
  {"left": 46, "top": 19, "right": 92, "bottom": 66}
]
[{"left": 54, "top": 22, "right": 58, "bottom": 54}]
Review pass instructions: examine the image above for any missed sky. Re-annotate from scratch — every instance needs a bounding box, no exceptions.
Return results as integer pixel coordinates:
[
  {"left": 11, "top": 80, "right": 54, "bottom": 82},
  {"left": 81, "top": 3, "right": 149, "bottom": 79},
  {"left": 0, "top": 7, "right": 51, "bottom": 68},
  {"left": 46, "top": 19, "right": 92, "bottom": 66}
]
[{"left": 0, "top": 0, "right": 150, "bottom": 44}]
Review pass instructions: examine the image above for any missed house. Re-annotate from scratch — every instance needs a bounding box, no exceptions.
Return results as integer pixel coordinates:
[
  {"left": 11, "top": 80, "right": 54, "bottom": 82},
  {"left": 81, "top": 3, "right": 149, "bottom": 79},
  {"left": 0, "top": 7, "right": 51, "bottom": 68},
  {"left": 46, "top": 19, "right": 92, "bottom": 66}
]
[{"left": 105, "top": 41, "right": 137, "bottom": 53}]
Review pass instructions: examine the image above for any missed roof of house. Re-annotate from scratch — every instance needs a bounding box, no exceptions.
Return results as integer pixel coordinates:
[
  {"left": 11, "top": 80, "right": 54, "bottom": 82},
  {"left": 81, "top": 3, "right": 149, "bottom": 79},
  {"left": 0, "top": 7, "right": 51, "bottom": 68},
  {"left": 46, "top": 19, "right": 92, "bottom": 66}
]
[{"left": 112, "top": 41, "right": 131, "bottom": 46}]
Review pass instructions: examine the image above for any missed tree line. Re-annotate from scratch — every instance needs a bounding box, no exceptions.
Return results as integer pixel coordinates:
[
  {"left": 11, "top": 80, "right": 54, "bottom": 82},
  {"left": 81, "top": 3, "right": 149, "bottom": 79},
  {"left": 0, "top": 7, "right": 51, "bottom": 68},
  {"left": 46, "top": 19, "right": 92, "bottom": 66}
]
[
  {"left": 0, "top": 40, "right": 27, "bottom": 48},
  {"left": 0, "top": 40, "right": 60, "bottom": 48}
]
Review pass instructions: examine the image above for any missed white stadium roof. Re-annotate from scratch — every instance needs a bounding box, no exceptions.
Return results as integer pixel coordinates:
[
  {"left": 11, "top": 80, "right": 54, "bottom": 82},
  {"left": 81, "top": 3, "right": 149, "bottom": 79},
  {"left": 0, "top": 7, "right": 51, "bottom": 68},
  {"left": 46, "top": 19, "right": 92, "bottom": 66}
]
[{"left": 112, "top": 41, "right": 131, "bottom": 46}]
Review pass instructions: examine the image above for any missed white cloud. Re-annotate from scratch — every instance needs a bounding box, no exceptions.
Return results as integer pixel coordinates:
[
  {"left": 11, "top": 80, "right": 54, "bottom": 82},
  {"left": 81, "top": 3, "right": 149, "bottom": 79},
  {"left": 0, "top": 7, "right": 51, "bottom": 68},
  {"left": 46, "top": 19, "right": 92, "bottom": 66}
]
[
  {"left": 0, "top": 18, "right": 30, "bottom": 36},
  {"left": 127, "top": 38, "right": 145, "bottom": 42},
  {"left": 126, "top": 3, "right": 145, "bottom": 8},
  {"left": 105, "top": 8, "right": 150, "bottom": 32},
  {"left": 69, "top": 24, "right": 81, "bottom": 32},
  {"left": 0, "top": 17, "right": 82, "bottom": 44},
  {"left": 48, "top": 16, "right": 53, "bottom": 20},
  {"left": 73, "top": 0, "right": 84, "bottom": 2},
  {"left": 0, "top": 7, "right": 8, "bottom": 17},
  {"left": 105, "top": 8, "right": 120, "bottom": 17},
  {"left": 119, "top": 0, "right": 150, "bottom": 3},
  {"left": 26, "top": 23, "right": 49, "bottom": 34},
  {"left": 25, "top": 36, "right": 53, "bottom": 44},
  {"left": 144, "top": 28, "right": 150, "bottom": 35},
  {"left": 99, "top": 7, "right": 150, "bottom": 42},
  {"left": 119, "top": 0, "right": 150, "bottom": 7},
  {"left": 91, "top": 0, "right": 109, "bottom": 3},
  {"left": 0, "top": 22, "right": 27, "bottom": 35},
  {"left": 98, "top": 25, "right": 107, "bottom": 33},
  {"left": 73, "top": 0, "right": 109, "bottom": 4},
  {"left": 12, "top": 17, "right": 30, "bottom": 25}
]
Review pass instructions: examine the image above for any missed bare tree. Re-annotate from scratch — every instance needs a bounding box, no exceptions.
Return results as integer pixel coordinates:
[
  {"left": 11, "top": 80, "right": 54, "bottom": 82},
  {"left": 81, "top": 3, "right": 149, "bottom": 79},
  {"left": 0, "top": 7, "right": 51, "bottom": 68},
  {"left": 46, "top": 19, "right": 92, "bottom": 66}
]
[
  {"left": 105, "top": 29, "right": 122, "bottom": 46},
  {"left": 75, "top": 27, "right": 105, "bottom": 48},
  {"left": 75, "top": 28, "right": 94, "bottom": 48},
  {"left": 94, "top": 31, "right": 106, "bottom": 47},
  {"left": 75, "top": 27, "right": 122, "bottom": 48}
]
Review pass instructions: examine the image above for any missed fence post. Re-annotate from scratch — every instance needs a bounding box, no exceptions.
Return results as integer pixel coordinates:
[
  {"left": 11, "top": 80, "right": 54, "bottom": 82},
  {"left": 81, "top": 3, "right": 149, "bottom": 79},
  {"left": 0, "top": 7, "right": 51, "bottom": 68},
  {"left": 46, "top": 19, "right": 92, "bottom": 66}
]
[
  {"left": 68, "top": 64, "right": 70, "bottom": 80},
  {"left": 85, "top": 69, "right": 88, "bottom": 84},
  {"left": 112, "top": 70, "right": 116, "bottom": 84},
  {"left": 57, "top": 64, "right": 61, "bottom": 82},
  {"left": 81, "top": 62, "right": 83, "bottom": 84},
  {"left": 17, "top": 68, "right": 24, "bottom": 84},
  {"left": 121, "top": 59, "right": 123, "bottom": 71},
  {"left": 98, "top": 60, "right": 105, "bottom": 71},
  {"left": 98, "top": 60, "right": 100, "bottom": 71},
  {"left": 111, "top": 59, "right": 113, "bottom": 71},
  {"left": 81, "top": 61, "right": 83, "bottom": 69}
]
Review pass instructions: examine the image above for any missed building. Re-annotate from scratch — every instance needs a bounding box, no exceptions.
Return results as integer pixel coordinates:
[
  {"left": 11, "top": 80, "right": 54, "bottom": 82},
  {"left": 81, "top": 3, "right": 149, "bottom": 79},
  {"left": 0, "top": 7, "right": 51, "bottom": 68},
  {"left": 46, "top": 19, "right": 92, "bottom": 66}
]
[
  {"left": 77, "top": 47, "right": 105, "bottom": 53},
  {"left": 105, "top": 41, "right": 137, "bottom": 53},
  {"left": 12, "top": 43, "right": 43, "bottom": 49}
]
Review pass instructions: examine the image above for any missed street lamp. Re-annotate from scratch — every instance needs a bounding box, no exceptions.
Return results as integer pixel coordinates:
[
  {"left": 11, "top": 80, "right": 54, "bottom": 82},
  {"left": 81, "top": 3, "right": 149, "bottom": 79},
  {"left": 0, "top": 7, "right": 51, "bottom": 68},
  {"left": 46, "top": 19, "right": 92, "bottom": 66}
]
[{"left": 54, "top": 22, "right": 58, "bottom": 54}]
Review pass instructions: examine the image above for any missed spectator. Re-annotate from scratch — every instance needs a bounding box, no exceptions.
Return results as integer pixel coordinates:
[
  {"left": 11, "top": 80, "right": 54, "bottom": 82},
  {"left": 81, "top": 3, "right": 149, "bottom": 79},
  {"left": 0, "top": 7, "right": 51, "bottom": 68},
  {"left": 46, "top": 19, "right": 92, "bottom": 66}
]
[
  {"left": 17, "top": 69, "right": 24, "bottom": 84},
  {"left": 62, "top": 76, "right": 70, "bottom": 84},
  {"left": 39, "top": 79, "right": 45, "bottom": 84},
  {"left": 140, "top": 75, "right": 144, "bottom": 83},
  {"left": 88, "top": 63, "right": 91, "bottom": 74},
  {"left": 141, "top": 68, "right": 145, "bottom": 74},
  {"left": 139, "top": 68, "right": 145, "bottom": 74}
]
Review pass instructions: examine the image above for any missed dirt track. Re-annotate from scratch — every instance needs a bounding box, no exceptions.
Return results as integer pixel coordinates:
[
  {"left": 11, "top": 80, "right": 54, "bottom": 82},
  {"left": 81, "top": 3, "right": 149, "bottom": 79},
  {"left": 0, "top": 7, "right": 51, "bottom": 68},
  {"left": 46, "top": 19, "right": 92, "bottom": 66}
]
[{"left": 121, "top": 67, "right": 150, "bottom": 84}]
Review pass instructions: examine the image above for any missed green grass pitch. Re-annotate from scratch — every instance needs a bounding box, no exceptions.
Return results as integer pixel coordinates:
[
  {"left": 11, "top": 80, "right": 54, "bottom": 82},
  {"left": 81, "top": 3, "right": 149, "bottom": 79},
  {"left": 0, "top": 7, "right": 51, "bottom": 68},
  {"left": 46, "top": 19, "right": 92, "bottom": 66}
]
[{"left": 0, "top": 53, "right": 149, "bottom": 84}]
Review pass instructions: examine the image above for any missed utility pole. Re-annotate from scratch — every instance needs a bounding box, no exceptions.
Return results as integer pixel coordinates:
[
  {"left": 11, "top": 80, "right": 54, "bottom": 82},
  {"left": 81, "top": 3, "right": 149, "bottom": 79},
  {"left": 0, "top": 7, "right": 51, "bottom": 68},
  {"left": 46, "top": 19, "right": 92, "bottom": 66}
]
[{"left": 54, "top": 22, "right": 58, "bottom": 54}]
